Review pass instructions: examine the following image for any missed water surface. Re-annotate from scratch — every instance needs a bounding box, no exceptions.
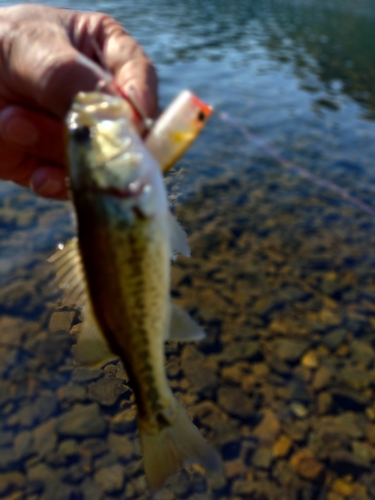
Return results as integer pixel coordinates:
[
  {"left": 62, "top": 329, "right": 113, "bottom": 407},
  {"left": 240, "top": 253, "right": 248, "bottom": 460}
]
[{"left": 1, "top": 1, "right": 375, "bottom": 499}]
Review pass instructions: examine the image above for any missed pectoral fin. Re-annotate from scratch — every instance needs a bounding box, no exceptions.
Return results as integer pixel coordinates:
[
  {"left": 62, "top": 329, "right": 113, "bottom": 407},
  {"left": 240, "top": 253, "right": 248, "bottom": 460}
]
[
  {"left": 167, "top": 304, "right": 205, "bottom": 342},
  {"left": 169, "top": 212, "right": 190, "bottom": 259}
]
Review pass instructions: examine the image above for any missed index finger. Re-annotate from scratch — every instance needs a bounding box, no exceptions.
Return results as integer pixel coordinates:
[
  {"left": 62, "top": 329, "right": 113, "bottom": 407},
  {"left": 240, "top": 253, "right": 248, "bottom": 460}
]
[
  {"left": 62, "top": 10, "right": 159, "bottom": 119},
  {"left": 0, "top": 5, "right": 158, "bottom": 119}
]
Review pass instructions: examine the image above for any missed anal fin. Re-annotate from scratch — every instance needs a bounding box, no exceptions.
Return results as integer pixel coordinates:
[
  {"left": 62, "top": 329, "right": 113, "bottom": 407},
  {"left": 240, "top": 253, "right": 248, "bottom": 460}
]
[
  {"left": 169, "top": 212, "right": 190, "bottom": 259},
  {"left": 167, "top": 304, "right": 205, "bottom": 342},
  {"left": 73, "top": 305, "right": 118, "bottom": 368}
]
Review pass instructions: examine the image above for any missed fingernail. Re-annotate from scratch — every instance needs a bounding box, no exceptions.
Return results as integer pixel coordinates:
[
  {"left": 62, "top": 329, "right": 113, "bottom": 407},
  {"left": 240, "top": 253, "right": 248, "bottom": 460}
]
[
  {"left": 31, "top": 177, "right": 63, "bottom": 197},
  {"left": 4, "top": 117, "right": 39, "bottom": 146}
]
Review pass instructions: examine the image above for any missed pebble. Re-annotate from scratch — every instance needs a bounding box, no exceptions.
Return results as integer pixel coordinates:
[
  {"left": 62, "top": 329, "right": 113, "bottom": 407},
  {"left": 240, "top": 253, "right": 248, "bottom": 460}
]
[
  {"left": 351, "top": 340, "right": 375, "bottom": 367},
  {"left": 284, "top": 419, "right": 310, "bottom": 442},
  {"left": 274, "top": 339, "right": 310, "bottom": 364},
  {"left": 110, "top": 406, "right": 137, "bottom": 434},
  {"left": 94, "top": 464, "right": 125, "bottom": 495},
  {"left": 218, "top": 386, "right": 254, "bottom": 419},
  {"left": 71, "top": 368, "right": 103, "bottom": 383},
  {"left": 312, "top": 366, "right": 333, "bottom": 391},
  {"left": 108, "top": 433, "right": 133, "bottom": 462},
  {"left": 57, "top": 403, "right": 107, "bottom": 437},
  {"left": 48, "top": 311, "right": 75, "bottom": 334},
  {"left": 321, "top": 328, "right": 347, "bottom": 350},
  {"left": 336, "top": 367, "right": 370, "bottom": 391},
  {"left": 253, "top": 408, "right": 280, "bottom": 444},
  {"left": 220, "top": 341, "right": 262, "bottom": 363},
  {"left": 290, "top": 448, "right": 324, "bottom": 481},
  {"left": 273, "top": 434, "right": 292, "bottom": 458},
  {"left": 317, "top": 391, "right": 332, "bottom": 415},
  {"left": 80, "top": 438, "right": 108, "bottom": 459},
  {"left": 185, "top": 365, "right": 217, "bottom": 395},
  {"left": 27, "top": 462, "right": 59, "bottom": 493},
  {"left": 33, "top": 419, "right": 57, "bottom": 458},
  {"left": 88, "top": 378, "right": 126, "bottom": 406},
  {"left": 13, "top": 430, "right": 34, "bottom": 460},
  {"left": 332, "top": 479, "right": 353, "bottom": 497},
  {"left": 301, "top": 350, "right": 318, "bottom": 369},
  {"left": 224, "top": 458, "right": 248, "bottom": 479},
  {"left": 252, "top": 446, "right": 273, "bottom": 469},
  {"left": 58, "top": 439, "right": 79, "bottom": 458},
  {"left": 352, "top": 440, "right": 374, "bottom": 463},
  {"left": 80, "top": 478, "right": 103, "bottom": 500},
  {"left": 0, "top": 472, "right": 25, "bottom": 496},
  {"left": 290, "top": 402, "right": 309, "bottom": 418},
  {"left": 62, "top": 464, "right": 85, "bottom": 485},
  {"left": 57, "top": 384, "right": 86, "bottom": 403}
]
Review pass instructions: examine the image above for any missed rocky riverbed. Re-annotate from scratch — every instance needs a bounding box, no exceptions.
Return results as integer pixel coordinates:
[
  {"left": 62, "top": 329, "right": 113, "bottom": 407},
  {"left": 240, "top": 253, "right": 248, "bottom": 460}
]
[{"left": 1, "top": 154, "right": 375, "bottom": 500}]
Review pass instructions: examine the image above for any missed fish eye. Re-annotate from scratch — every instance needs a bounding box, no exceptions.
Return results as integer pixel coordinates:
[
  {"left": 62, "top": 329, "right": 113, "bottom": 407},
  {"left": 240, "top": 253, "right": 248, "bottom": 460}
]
[
  {"left": 71, "top": 125, "right": 91, "bottom": 142},
  {"left": 197, "top": 111, "right": 206, "bottom": 122}
]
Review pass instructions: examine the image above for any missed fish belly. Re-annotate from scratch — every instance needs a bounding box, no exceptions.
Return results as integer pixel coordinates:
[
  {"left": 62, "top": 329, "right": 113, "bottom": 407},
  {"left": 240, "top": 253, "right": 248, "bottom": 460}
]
[{"left": 75, "top": 192, "right": 172, "bottom": 421}]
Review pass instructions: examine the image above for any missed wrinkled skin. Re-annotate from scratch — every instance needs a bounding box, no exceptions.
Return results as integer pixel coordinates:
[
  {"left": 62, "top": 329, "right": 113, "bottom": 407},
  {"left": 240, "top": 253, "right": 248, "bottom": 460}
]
[{"left": 0, "top": 4, "right": 158, "bottom": 198}]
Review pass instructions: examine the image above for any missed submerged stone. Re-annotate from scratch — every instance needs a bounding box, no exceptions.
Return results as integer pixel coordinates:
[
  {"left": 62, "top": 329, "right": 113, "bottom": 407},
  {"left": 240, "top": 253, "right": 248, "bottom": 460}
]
[{"left": 57, "top": 403, "right": 107, "bottom": 437}]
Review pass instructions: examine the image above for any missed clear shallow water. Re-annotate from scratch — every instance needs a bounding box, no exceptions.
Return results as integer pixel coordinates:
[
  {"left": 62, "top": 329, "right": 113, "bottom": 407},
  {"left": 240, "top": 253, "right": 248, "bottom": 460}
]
[{"left": 1, "top": 1, "right": 375, "bottom": 499}]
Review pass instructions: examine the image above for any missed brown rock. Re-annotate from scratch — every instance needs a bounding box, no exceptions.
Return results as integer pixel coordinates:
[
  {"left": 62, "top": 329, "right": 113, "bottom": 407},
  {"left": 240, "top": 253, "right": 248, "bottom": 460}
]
[
  {"left": 108, "top": 433, "right": 133, "bottom": 462},
  {"left": 273, "top": 434, "right": 292, "bottom": 458},
  {"left": 253, "top": 409, "right": 280, "bottom": 444},
  {"left": 0, "top": 472, "right": 25, "bottom": 496},
  {"left": 274, "top": 339, "right": 310, "bottom": 363},
  {"left": 94, "top": 464, "right": 125, "bottom": 494},
  {"left": 290, "top": 448, "right": 324, "bottom": 481},
  {"left": 224, "top": 459, "right": 247, "bottom": 479},
  {"left": 301, "top": 350, "right": 318, "bottom": 369},
  {"left": 49, "top": 311, "right": 75, "bottom": 334},
  {"left": 252, "top": 446, "right": 272, "bottom": 469},
  {"left": 317, "top": 391, "right": 332, "bottom": 415},
  {"left": 57, "top": 403, "right": 107, "bottom": 437},
  {"left": 218, "top": 386, "right": 254, "bottom": 419},
  {"left": 88, "top": 378, "right": 126, "bottom": 406},
  {"left": 313, "top": 366, "right": 333, "bottom": 391},
  {"left": 332, "top": 478, "right": 353, "bottom": 497},
  {"left": 222, "top": 364, "right": 248, "bottom": 384},
  {"left": 190, "top": 400, "right": 228, "bottom": 429},
  {"left": 111, "top": 406, "right": 137, "bottom": 434}
]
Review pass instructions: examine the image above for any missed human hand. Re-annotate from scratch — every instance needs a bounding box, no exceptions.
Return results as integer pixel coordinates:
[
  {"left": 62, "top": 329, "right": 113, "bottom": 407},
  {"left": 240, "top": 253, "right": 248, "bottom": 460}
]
[{"left": 0, "top": 4, "right": 158, "bottom": 199}]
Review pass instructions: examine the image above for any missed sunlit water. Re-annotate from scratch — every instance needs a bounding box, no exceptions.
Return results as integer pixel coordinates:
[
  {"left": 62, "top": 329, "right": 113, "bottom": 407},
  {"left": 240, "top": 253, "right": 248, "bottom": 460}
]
[{"left": 1, "top": 1, "right": 375, "bottom": 499}]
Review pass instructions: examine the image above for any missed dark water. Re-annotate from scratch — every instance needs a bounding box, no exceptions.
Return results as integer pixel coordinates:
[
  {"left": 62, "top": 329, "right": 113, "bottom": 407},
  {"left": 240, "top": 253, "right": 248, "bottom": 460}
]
[{"left": 2, "top": 1, "right": 375, "bottom": 499}]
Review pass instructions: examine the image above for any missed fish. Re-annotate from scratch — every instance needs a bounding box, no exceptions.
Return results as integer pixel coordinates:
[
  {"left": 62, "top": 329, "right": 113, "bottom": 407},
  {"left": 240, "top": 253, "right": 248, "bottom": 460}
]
[{"left": 49, "top": 91, "right": 220, "bottom": 491}]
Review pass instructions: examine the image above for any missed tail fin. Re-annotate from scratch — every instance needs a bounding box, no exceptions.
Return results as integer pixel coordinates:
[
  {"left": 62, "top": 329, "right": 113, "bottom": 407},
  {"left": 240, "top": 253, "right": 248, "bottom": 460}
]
[{"left": 140, "top": 398, "right": 222, "bottom": 492}]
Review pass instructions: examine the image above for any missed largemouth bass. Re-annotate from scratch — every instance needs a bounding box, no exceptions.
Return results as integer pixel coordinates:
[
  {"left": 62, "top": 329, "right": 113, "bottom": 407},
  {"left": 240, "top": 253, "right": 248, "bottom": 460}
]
[{"left": 49, "top": 91, "right": 220, "bottom": 490}]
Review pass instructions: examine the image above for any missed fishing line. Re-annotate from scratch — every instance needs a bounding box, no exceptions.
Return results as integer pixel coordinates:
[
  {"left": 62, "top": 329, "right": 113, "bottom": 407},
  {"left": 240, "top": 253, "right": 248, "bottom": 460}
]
[{"left": 218, "top": 111, "right": 375, "bottom": 218}]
